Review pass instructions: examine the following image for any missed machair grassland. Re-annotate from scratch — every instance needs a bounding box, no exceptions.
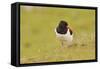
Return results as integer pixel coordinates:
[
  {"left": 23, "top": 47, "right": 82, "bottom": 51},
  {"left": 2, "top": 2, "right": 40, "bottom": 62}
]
[{"left": 20, "top": 6, "right": 95, "bottom": 64}]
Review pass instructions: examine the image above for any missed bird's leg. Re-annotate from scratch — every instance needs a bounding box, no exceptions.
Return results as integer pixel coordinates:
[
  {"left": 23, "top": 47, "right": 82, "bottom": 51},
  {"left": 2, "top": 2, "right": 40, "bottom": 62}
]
[
  {"left": 61, "top": 40, "right": 64, "bottom": 47},
  {"left": 67, "top": 41, "right": 73, "bottom": 47}
]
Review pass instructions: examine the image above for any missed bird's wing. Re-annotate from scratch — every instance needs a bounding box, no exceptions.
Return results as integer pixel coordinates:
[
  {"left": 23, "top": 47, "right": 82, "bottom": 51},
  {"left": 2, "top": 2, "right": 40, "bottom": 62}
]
[{"left": 68, "top": 27, "right": 73, "bottom": 35}]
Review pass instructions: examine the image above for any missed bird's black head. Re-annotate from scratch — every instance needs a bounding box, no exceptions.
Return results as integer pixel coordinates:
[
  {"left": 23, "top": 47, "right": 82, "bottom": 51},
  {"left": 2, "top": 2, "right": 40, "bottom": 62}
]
[
  {"left": 59, "top": 20, "right": 68, "bottom": 28},
  {"left": 56, "top": 20, "right": 68, "bottom": 34}
]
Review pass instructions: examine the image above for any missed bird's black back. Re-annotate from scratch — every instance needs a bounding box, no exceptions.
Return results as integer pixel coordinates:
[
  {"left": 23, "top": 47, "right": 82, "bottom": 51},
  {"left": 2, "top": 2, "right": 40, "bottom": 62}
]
[{"left": 69, "top": 28, "right": 73, "bottom": 35}]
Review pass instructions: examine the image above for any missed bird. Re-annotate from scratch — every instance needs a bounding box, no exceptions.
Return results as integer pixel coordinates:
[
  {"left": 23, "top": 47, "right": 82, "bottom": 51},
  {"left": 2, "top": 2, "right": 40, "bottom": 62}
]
[{"left": 55, "top": 20, "right": 73, "bottom": 47}]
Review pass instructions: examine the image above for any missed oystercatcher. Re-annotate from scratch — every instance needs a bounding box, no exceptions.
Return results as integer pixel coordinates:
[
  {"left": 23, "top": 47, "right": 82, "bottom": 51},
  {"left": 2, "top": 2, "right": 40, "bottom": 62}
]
[{"left": 55, "top": 20, "right": 73, "bottom": 47}]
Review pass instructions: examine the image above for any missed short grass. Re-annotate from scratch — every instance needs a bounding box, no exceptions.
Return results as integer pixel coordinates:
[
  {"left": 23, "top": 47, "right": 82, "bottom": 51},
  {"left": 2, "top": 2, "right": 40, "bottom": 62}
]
[{"left": 20, "top": 6, "right": 95, "bottom": 64}]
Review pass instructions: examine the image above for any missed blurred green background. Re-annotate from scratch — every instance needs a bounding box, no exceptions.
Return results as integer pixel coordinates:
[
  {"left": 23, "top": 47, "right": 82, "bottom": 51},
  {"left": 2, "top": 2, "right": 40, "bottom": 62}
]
[{"left": 20, "top": 6, "right": 95, "bottom": 64}]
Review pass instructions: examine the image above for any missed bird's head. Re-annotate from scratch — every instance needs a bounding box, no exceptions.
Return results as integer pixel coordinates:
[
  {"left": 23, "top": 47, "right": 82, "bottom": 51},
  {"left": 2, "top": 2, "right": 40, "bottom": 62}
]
[{"left": 58, "top": 20, "right": 68, "bottom": 28}]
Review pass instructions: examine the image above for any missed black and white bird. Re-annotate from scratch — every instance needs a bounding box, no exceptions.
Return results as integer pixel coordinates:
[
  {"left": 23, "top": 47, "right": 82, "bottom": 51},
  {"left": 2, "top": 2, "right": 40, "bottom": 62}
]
[{"left": 55, "top": 20, "right": 73, "bottom": 47}]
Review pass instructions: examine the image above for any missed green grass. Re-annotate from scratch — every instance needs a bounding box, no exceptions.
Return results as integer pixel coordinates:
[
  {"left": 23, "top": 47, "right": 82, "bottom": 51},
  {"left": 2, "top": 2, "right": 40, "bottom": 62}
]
[{"left": 20, "top": 6, "right": 95, "bottom": 64}]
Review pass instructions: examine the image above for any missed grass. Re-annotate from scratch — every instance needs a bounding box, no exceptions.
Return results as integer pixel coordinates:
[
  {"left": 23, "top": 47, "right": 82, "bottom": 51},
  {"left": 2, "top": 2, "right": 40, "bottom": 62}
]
[{"left": 20, "top": 6, "right": 95, "bottom": 64}]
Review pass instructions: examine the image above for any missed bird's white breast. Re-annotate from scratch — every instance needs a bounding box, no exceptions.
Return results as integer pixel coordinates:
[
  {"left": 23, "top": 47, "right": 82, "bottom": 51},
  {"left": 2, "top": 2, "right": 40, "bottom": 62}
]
[{"left": 55, "top": 28, "right": 73, "bottom": 42}]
